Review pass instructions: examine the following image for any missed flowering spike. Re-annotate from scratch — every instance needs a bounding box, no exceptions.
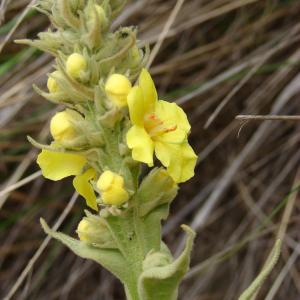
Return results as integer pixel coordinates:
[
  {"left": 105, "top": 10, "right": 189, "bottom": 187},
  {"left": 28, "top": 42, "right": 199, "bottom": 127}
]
[{"left": 28, "top": 1, "right": 197, "bottom": 298}]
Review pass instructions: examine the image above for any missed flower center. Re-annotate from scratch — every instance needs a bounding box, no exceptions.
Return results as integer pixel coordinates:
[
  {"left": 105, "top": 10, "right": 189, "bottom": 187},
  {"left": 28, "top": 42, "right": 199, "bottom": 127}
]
[{"left": 144, "top": 113, "right": 177, "bottom": 138}]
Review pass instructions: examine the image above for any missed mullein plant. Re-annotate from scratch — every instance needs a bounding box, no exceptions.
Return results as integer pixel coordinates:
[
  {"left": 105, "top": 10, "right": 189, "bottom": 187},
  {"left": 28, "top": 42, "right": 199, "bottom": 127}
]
[{"left": 18, "top": 0, "right": 198, "bottom": 299}]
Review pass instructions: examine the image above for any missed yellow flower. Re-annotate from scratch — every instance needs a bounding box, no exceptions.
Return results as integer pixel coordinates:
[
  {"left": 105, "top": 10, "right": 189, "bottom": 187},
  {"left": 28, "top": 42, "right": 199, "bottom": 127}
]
[
  {"left": 66, "top": 53, "right": 87, "bottom": 79},
  {"left": 47, "top": 71, "right": 61, "bottom": 93},
  {"left": 50, "top": 109, "right": 83, "bottom": 142},
  {"left": 97, "top": 171, "right": 129, "bottom": 206},
  {"left": 126, "top": 69, "right": 197, "bottom": 183},
  {"left": 37, "top": 150, "right": 98, "bottom": 210},
  {"left": 105, "top": 74, "right": 132, "bottom": 107}
]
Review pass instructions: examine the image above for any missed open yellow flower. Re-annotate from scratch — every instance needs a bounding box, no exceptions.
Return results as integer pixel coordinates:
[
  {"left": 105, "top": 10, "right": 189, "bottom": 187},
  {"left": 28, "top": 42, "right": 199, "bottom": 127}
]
[
  {"left": 126, "top": 69, "right": 197, "bottom": 183},
  {"left": 37, "top": 150, "right": 98, "bottom": 210}
]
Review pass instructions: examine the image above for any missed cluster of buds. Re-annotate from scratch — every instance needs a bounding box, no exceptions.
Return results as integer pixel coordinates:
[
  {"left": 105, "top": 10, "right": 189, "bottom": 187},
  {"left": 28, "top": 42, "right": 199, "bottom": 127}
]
[
  {"left": 25, "top": 1, "right": 197, "bottom": 299},
  {"left": 21, "top": 0, "right": 149, "bottom": 211}
]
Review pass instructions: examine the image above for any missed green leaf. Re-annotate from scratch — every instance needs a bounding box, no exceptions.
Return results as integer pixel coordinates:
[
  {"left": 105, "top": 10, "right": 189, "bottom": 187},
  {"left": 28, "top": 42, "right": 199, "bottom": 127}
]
[
  {"left": 138, "top": 225, "right": 195, "bottom": 300},
  {"left": 135, "top": 204, "right": 170, "bottom": 254}
]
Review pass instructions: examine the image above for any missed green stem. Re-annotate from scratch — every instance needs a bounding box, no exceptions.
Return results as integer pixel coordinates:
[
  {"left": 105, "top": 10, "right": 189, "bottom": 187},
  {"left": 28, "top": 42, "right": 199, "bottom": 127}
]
[{"left": 125, "top": 280, "right": 140, "bottom": 300}]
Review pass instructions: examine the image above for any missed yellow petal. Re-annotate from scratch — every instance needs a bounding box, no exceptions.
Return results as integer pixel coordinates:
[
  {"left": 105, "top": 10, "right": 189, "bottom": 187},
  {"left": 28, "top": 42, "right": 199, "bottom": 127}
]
[
  {"left": 37, "top": 150, "right": 86, "bottom": 180},
  {"left": 139, "top": 69, "right": 157, "bottom": 113},
  {"left": 127, "top": 86, "right": 145, "bottom": 126},
  {"left": 159, "top": 129, "right": 187, "bottom": 144},
  {"left": 97, "top": 170, "right": 115, "bottom": 191},
  {"left": 73, "top": 169, "right": 98, "bottom": 211},
  {"left": 102, "top": 187, "right": 129, "bottom": 206},
  {"left": 155, "top": 100, "right": 191, "bottom": 133},
  {"left": 126, "top": 125, "right": 154, "bottom": 166},
  {"left": 155, "top": 142, "right": 197, "bottom": 183}
]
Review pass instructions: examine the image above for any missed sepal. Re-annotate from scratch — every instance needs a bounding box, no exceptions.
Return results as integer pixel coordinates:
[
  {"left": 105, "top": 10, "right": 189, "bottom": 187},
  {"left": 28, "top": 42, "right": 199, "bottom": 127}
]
[
  {"left": 138, "top": 225, "right": 195, "bottom": 300},
  {"left": 137, "top": 168, "right": 178, "bottom": 217}
]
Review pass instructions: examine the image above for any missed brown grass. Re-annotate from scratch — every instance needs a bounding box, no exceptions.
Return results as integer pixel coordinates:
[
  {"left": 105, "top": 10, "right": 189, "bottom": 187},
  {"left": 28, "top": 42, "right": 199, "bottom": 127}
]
[{"left": 1, "top": 0, "right": 300, "bottom": 299}]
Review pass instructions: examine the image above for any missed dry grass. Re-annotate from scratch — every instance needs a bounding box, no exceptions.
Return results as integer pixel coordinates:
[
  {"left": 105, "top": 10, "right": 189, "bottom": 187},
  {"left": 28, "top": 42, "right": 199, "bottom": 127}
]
[{"left": 1, "top": 0, "right": 300, "bottom": 299}]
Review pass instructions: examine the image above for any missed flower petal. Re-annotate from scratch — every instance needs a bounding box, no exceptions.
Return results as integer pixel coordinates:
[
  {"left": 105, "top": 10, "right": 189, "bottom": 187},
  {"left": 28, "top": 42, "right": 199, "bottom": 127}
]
[
  {"left": 127, "top": 86, "right": 145, "bottom": 126},
  {"left": 37, "top": 150, "right": 86, "bottom": 181},
  {"left": 139, "top": 69, "right": 157, "bottom": 113},
  {"left": 159, "top": 129, "right": 187, "bottom": 144},
  {"left": 126, "top": 125, "right": 154, "bottom": 166},
  {"left": 155, "top": 142, "right": 197, "bottom": 183},
  {"left": 155, "top": 100, "right": 191, "bottom": 133},
  {"left": 73, "top": 168, "right": 98, "bottom": 211}
]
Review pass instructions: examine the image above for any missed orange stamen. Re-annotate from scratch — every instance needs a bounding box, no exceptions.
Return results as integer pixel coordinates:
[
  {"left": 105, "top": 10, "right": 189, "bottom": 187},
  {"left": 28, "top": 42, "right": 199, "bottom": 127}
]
[{"left": 165, "top": 125, "right": 177, "bottom": 132}]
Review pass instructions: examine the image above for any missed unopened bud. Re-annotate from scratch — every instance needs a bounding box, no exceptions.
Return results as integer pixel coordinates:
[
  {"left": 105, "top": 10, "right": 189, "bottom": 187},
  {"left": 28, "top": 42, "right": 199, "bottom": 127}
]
[
  {"left": 76, "top": 215, "right": 117, "bottom": 248},
  {"left": 66, "top": 53, "right": 87, "bottom": 79},
  {"left": 77, "top": 219, "right": 91, "bottom": 242},
  {"left": 47, "top": 71, "right": 61, "bottom": 93},
  {"left": 50, "top": 109, "right": 83, "bottom": 142},
  {"left": 97, "top": 170, "right": 129, "bottom": 205},
  {"left": 105, "top": 74, "right": 132, "bottom": 107}
]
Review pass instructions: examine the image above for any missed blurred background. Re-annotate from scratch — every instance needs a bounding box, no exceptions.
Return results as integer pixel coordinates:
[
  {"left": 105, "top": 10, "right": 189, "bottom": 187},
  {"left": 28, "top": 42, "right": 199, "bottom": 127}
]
[{"left": 1, "top": 0, "right": 300, "bottom": 299}]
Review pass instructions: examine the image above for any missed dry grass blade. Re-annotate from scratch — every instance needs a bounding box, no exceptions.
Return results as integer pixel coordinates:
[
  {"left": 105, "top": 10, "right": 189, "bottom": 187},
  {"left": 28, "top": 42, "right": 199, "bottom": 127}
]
[
  {"left": 236, "top": 115, "right": 300, "bottom": 121},
  {"left": 0, "top": 170, "right": 42, "bottom": 198},
  {"left": 0, "top": 0, "right": 37, "bottom": 53},
  {"left": 2, "top": 0, "right": 300, "bottom": 299},
  {"left": 146, "top": 0, "right": 186, "bottom": 68},
  {"left": 4, "top": 193, "right": 79, "bottom": 300}
]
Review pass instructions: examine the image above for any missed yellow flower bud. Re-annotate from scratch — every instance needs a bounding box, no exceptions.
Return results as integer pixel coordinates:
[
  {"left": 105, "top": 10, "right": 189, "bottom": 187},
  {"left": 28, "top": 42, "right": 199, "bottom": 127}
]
[
  {"left": 97, "top": 171, "right": 129, "bottom": 206},
  {"left": 77, "top": 219, "right": 91, "bottom": 241},
  {"left": 47, "top": 71, "right": 61, "bottom": 93},
  {"left": 76, "top": 215, "right": 118, "bottom": 248},
  {"left": 66, "top": 53, "right": 87, "bottom": 79},
  {"left": 105, "top": 74, "right": 132, "bottom": 107},
  {"left": 50, "top": 109, "right": 83, "bottom": 142}
]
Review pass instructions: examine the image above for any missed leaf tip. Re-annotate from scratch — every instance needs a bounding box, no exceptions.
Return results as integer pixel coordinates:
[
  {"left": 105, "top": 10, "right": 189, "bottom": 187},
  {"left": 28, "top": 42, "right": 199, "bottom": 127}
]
[{"left": 180, "top": 224, "right": 196, "bottom": 239}]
